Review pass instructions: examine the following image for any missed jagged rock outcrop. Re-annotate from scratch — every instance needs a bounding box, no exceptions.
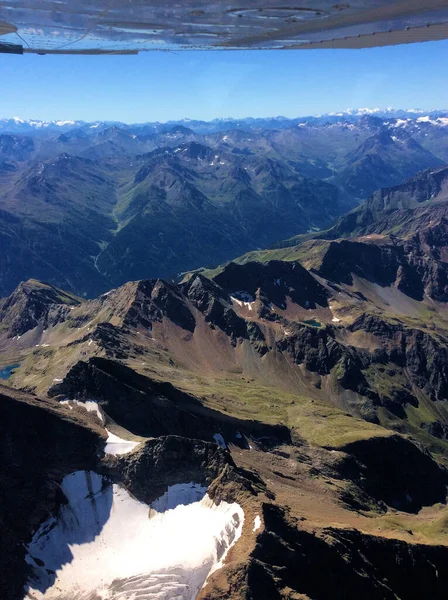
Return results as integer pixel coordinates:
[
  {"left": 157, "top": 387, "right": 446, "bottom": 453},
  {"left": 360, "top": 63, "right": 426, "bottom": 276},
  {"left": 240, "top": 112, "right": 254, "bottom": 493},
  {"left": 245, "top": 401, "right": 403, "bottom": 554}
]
[
  {"left": 116, "top": 436, "right": 233, "bottom": 504},
  {"left": 349, "top": 314, "right": 448, "bottom": 405},
  {"left": 213, "top": 259, "right": 329, "bottom": 309},
  {"left": 0, "top": 279, "right": 80, "bottom": 337},
  {"left": 186, "top": 274, "right": 266, "bottom": 347}
]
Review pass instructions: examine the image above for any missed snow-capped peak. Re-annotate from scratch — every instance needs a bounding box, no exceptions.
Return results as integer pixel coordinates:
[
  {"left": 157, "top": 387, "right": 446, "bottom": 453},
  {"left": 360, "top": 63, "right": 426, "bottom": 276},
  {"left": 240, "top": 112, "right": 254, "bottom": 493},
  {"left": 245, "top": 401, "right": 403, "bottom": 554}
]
[
  {"left": 0, "top": 118, "right": 85, "bottom": 132},
  {"left": 328, "top": 107, "right": 388, "bottom": 117},
  {"left": 54, "top": 120, "right": 76, "bottom": 127}
]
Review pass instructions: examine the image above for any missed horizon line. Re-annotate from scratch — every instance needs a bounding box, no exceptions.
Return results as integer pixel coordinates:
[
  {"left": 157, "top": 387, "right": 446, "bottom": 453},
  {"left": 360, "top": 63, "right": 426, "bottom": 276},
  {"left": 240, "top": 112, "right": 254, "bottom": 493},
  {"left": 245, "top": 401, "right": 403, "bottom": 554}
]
[{"left": 3, "top": 107, "right": 448, "bottom": 127}]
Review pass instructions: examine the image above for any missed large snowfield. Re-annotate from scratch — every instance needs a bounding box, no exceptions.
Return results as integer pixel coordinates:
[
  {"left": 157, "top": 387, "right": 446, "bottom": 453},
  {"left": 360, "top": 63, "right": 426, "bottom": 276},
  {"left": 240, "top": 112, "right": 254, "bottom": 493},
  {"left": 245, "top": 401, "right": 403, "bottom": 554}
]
[{"left": 24, "top": 471, "right": 244, "bottom": 600}]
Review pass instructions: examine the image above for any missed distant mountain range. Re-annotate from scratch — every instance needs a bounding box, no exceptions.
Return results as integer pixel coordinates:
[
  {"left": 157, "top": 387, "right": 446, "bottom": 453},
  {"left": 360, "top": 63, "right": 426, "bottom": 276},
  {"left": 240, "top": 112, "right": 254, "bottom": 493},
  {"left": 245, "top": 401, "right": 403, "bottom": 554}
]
[
  {"left": 1, "top": 108, "right": 447, "bottom": 135},
  {"left": 0, "top": 110, "right": 447, "bottom": 298}
]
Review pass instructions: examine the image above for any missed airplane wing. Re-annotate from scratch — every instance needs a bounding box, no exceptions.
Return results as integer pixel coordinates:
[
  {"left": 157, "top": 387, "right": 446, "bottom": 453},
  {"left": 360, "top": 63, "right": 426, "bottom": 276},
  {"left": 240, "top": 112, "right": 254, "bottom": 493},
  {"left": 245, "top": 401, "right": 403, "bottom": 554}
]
[{"left": 1, "top": 1, "right": 448, "bottom": 55}]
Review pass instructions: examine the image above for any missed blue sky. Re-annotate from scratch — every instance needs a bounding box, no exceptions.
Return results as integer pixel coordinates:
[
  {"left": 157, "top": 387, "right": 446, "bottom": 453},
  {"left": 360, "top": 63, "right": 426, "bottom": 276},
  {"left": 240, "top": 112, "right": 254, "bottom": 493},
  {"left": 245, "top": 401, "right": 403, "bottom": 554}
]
[{"left": 1, "top": 39, "right": 448, "bottom": 122}]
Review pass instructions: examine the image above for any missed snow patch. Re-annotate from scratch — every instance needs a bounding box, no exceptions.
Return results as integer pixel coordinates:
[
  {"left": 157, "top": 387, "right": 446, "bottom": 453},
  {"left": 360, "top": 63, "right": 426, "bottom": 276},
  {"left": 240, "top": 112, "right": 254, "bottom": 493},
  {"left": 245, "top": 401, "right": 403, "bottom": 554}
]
[
  {"left": 151, "top": 483, "right": 206, "bottom": 512},
  {"left": 104, "top": 430, "right": 139, "bottom": 456},
  {"left": 25, "top": 471, "right": 244, "bottom": 600},
  {"left": 281, "top": 326, "right": 293, "bottom": 336},
  {"left": 416, "top": 116, "right": 448, "bottom": 126},
  {"left": 60, "top": 399, "right": 105, "bottom": 424},
  {"left": 391, "top": 118, "right": 410, "bottom": 127},
  {"left": 230, "top": 290, "right": 255, "bottom": 311},
  {"left": 253, "top": 515, "right": 261, "bottom": 532}
]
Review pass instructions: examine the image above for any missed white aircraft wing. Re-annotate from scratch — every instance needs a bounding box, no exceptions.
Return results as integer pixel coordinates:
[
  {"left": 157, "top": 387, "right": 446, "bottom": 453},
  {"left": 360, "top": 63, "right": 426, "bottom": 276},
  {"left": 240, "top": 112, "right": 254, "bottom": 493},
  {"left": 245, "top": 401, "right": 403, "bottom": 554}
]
[{"left": 1, "top": 0, "right": 448, "bottom": 54}]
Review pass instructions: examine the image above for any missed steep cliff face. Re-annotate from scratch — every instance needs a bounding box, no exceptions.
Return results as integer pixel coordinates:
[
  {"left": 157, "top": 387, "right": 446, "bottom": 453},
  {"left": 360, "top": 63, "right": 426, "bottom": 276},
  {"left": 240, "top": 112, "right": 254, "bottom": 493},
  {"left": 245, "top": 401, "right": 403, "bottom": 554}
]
[
  {"left": 304, "top": 237, "right": 448, "bottom": 302},
  {"left": 240, "top": 504, "right": 448, "bottom": 600},
  {"left": 48, "top": 356, "right": 291, "bottom": 444},
  {"left": 340, "top": 434, "right": 448, "bottom": 512}
]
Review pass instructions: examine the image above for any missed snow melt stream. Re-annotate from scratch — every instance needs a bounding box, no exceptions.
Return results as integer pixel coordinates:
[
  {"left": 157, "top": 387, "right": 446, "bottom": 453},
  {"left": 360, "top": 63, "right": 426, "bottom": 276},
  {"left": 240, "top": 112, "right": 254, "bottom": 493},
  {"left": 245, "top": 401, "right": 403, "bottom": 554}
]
[{"left": 25, "top": 472, "right": 244, "bottom": 600}]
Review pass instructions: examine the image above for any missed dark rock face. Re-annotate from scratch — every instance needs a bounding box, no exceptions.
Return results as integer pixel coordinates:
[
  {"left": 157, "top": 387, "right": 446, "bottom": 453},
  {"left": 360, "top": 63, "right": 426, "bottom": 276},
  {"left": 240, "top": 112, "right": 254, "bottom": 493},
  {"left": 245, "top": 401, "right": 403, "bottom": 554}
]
[
  {"left": 342, "top": 435, "right": 448, "bottom": 512},
  {"left": 185, "top": 274, "right": 265, "bottom": 346},
  {"left": 277, "top": 323, "right": 344, "bottom": 375},
  {"left": 349, "top": 314, "right": 448, "bottom": 404},
  {"left": 241, "top": 504, "right": 448, "bottom": 600},
  {"left": 314, "top": 238, "right": 448, "bottom": 302},
  {"left": 116, "top": 436, "right": 231, "bottom": 505},
  {"left": 0, "top": 385, "right": 105, "bottom": 600},
  {"left": 122, "top": 279, "right": 196, "bottom": 332},
  {"left": 317, "top": 240, "right": 406, "bottom": 287},
  {"left": 213, "top": 260, "right": 329, "bottom": 310},
  {"left": 49, "top": 357, "right": 212, "bottom": 438}
]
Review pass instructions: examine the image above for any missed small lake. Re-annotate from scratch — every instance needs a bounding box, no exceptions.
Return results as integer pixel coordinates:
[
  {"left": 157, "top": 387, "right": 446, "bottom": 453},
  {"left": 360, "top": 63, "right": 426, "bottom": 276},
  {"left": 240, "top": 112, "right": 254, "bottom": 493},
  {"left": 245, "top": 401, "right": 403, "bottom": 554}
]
[
  {"left": 303, "top": 319, "right": 322, "bottom": 328},
  {"left": 0, "top": 363, "right": 20, "bottom": 380}
]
